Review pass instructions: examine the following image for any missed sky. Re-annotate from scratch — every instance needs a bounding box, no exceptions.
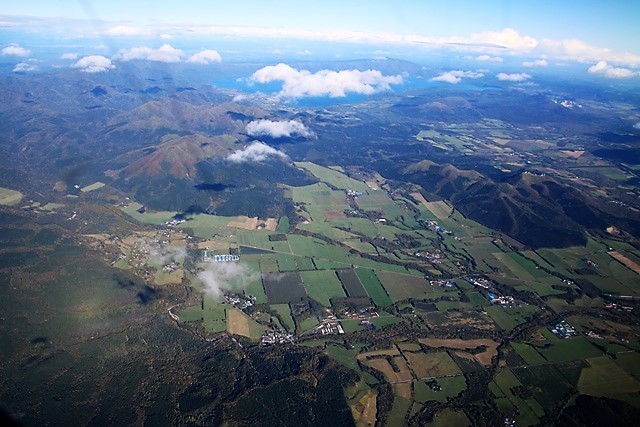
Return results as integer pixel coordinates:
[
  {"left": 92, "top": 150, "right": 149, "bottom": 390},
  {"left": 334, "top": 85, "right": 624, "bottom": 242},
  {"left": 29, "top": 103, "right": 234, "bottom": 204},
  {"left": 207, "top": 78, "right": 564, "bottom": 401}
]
[{"left": 1, "top": 0, "right": 639, "bottom": 82}]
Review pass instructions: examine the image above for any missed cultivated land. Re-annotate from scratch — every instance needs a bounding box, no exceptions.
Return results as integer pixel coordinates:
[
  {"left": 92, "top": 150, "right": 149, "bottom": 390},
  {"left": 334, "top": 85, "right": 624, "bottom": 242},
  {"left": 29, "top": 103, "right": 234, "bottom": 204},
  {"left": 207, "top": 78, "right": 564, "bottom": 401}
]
[{"left": 3, "top": 64, "right": 640, "bottom": 426}]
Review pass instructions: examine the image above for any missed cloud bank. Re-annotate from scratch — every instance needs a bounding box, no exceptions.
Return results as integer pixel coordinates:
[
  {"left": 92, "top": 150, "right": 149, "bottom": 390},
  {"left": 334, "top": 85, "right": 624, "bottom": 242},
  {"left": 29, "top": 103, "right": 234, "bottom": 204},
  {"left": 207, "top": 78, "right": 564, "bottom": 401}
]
[
  {"left": 431, "top": 70, "right": 484, "bottom": 84},
  {"left": 475, "top": 55, "right": 503, "bottom": 63},
  {"left": 114, "top": 44, "right": 184, "bottom": 63},
  {"left": 587, "top": 61, "right": 638, "bottom": 79},
  {"left": 198, "top": 260, "right": 259, "bottom": 299},
  {"left": 186, "top": 49, "right": 222, "bottom": 64},
  {"left": 227, "top": 141, "right": 288, "bottom": 163},
  {"left": 72, "top": 55, "right": 114, "bottom": 73},
  {"left": 250, "top": 63, "right": 402, "bottom": 98},
  {"left": 60, "top": 52, "right": 78, "bottom": 60},
  {"left": 522, "top": 59, "right": 548, "bottom": 67},
  {"left": 246, "top": 119, "right": 313, "bottom": 138},
  {"left": 2, "top": 43, "right": 30, "bottom": 57},
  {"left": 13, "top": 62, "right": 37, "bottom": 73},
  {"left": 496, "top": 72, "right": 531, "bottom": 81}
]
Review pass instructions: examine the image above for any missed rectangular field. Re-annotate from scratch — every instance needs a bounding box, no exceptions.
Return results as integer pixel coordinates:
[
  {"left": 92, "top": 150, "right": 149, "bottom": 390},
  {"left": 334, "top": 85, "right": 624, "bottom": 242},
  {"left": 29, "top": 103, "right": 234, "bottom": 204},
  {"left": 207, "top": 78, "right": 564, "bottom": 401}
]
[
  {"left": 262, "top": 272, "right": 307, "bottom": 304},
  {"left": 375, "top": 270, "right": 433, "bottom": 302},
  {"left": 337, "top": 269, "right": 368, "bottom": 298},
  {"left": 355, "top": 269, "right": 393, "bottom": 306},
  {"left": 300, "top": 270, "right": 346, "bottom": 306},
  {"left": 404, "top": 351, "right": 462, "bottom": 378},
  {"left": 295, "top": 162, "right": 370, "bottom": 191},
  {"left": 420, "top": 200, "right": 452, "bottom": 220}
]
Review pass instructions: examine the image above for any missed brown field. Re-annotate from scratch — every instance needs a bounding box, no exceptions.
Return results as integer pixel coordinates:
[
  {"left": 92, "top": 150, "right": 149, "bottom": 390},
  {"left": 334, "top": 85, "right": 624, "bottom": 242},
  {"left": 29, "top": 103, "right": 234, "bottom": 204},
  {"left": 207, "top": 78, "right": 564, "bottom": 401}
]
[
  {"left": 404, "top": 351, "right": 462, "bottom": 378},
  {"left": 325, "top": 209, "right": 346, "bottom": 219},
  {"left": 263, "top": 218, "right": 278, "bottom": 231},
  {"left": 422, "top": 310, "right": 495, "bottom": 331},
  {"left": 357, "top": 347, "right": 400, "bottom": 360},
  {"left": 350, "top": 389, "right": 377, "bottom": 427},
  {"left": 366, "top": 181, "right": 380, "bottom": 190},
  {"left": 418, "top": 338, "right": 498, "bottom": 366},
  {"left": 226, "top": 308, "right": 250, "bottom": 338},
  {"left": 365, "top": 357, "right": 413, "bottom": 383},
  {"left": 410, "top": 192, "right": 429, "bottom": 208},
  {"left": 609, "top": 251, "right": 640, "bottom": 274},
  {"left": 197, "top": 239, "right": 233, "bottom": 250},
  {"left": 228, "top": 216, "right": 260, "bottom": 230},
  {"left": 560, "top": 150, "right": 586, "bottom": 159},
  {"left": 393, "top": 383, "right": 412, "bottom": 400},
  {"left": 424, "top": 201, "right": 453, "bottom": 219}
]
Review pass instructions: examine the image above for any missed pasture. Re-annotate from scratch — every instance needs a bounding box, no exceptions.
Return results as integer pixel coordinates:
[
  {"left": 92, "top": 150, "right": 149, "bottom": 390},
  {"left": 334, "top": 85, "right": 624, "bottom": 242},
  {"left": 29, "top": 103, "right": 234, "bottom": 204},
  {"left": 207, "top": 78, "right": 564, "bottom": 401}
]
[
  {"left": 299, "top": 270, "right": 346, "bottom": 306},
  {"left": 355, "top": 269, "right": 393, "bottom": 306},
  {"left": 262, "top": 272, "right": 307, "bottom": 304}
]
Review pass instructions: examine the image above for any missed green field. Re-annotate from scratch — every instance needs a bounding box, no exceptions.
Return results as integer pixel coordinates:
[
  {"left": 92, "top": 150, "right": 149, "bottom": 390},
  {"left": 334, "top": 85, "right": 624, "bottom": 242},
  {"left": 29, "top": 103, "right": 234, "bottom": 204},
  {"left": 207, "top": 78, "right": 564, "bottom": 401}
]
[
  {"left": 295, "top": 162, "right": 370, "bottom": 191},
  {"left": 178, "top": 299, "right": 227, "bottom": 333},
  {"left": 536, "top": 336, "right": 603, "bottom": 363},
  {"left": 375, "top": 270, "right": 433, "bottom": 302},
  {"left": 270, "top": 304, "right": 295, "bottom": 332},
  {"left": 486, "top": 305, "right": 539, "bottom": 331},
  {"left": 355, "top": 269, "right": 393, "bottom": 306},
  {"left": 578, "top": 356, "right": 640, "bottom": 404},
  {"left": 511, "top": 342, "right": 546, "bottom": 365},
  {"left": 80, "top": 181, "right": 106, "bottom": 192},
  {"left": 414, "top": 376, "right": 467, "bottom": 403},
  {"left": 300, "top": 270, "right": 346, "bottom": 306},
  {"left": 0, "top": 187, "right": 23, "bottom": 206},
  {"left": 121, "top": 202, "right": 178, "bottom": 226}
]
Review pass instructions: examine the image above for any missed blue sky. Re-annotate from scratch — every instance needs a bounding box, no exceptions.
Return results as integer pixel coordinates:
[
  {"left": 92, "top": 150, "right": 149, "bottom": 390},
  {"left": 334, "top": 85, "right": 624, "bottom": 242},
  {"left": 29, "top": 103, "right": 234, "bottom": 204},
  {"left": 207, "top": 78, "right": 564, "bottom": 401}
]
[
  {"left": 1, "top": 0, "right": 638, "bottom": 53},
  {"left": 1, "top": 0, "right": 639, "bottom": 80}
]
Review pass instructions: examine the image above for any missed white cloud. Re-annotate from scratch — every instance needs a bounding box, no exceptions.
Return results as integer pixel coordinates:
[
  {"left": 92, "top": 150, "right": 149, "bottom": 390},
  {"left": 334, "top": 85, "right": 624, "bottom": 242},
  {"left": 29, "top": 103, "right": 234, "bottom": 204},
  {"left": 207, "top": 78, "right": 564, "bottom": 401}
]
[
  {"left": 475, "top": 55, "right": 503, "bottom": 63},
  {"left": 186, "top": 49, "right": 222, "bottom": 64},
  {"left": 198, "top": 260, "right": 258, "bottom": 299},
  {"left": 114, "top": 44, "right": 184, "bottom": 63},
  {"left": 246, "top": 119, "right": 313, "bottom": 138},
  {"left": 71, "top": 55, "right": 115, "bottom": 73},
  {"left": 587, "top": 61, "right": 638, "bottom": 79},
  {"left": 496, "top": 72, "right": 531, "bottom": 82},
  {"left": 227, "top": 141, "right": 288, "bottom": 163},
  {"left": 522, "top": 58, "right": 548, "bottom": 67},
  {"left": 2, "top": 43, "right": 30, "bottom": 57},
  {"left": 431, "top": 70, "right": 484, "bottom": 84},
  {"left": 60, "top": 52, "right": 78, "bottom": 60},
  {"left": 633, "top": 122, "right": 640, "bottom": 130},
  {"left": 104, "top": 25, "right": 147, "bottom": 36},
  {"left": 13, "top": 62, "right": 37, "bottom": 73},
  {"left": 159, "top": 33, "right": 174, "bottom": 40},
  {"left": 250, "top": 63, "right": 402, "bottom": 98}
]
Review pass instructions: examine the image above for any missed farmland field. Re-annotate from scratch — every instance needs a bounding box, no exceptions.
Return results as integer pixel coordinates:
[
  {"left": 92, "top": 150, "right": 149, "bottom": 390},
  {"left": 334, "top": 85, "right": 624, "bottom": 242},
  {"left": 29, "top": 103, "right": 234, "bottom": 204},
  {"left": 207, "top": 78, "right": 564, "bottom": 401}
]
[
  {"left": 336, "top": 269, "right": 368, "bottom": 297},
  {"left": 404, "top": 351, "right": 462, "bottom": 378},
  {"left": 270, "top": 304, "right": 295, "bottom": 331},
  {"left": 578, "top": 356, "right": 640, "bottom": 404},
  {"left": 262, "top": 272, "right": 307, "bottom": 304},
  {"left": 295, "top": 162, "right": 370, "bottom": 191},
  {"left": 375, "top": 270, "right": 433, "bottom": 302},
  {"left": 299, "top": 270, "right": 346, "bottom": 306},
  {"left": 413, "top": 376, "right": 466, "bottom": 403},
  {"left": 355, "top": 269, "right": 393, "bottom": 306},
  {"left": 0, "top": 187, "right": 23, "bottom": 206}
]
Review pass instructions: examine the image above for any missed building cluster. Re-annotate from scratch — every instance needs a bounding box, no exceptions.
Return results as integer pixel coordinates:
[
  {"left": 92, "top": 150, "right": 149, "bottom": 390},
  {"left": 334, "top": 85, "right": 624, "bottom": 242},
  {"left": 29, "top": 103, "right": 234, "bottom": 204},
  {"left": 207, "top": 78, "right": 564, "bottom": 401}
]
[
  {"left": 343, "top": 307, "right": 379, "bottom": 320},
  {"left": 465, "top": 277, "right": 492, "bottom": 289},
  {"left": 346, "top": 189, "right": 365, "bottom": 197},
  {"left": 488, "top": 292, "right": 515, "bottom": 306},
  {"left": 429, "top": 279, "right": 456, "bottom": 288},
  {"left": 261, "top": 329, "right": 296, "bottom": 345},
  {"left": 548, "top": 320, "right": 577, "bottom": 339},
  {"left": 604, "top": 302, "right": 633, "bottom": 312},
  {"left": 164, "top": 218, "right": 186, "bottom": 227},
  {"left": 415, "top": 250, "right": 443, "bottom": 264},
  {"left": 223, "top": 292, "right": 256, "bottom": 310},
  {"left": 314, "top": 316, "right": 345, "bottom": 335}
]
